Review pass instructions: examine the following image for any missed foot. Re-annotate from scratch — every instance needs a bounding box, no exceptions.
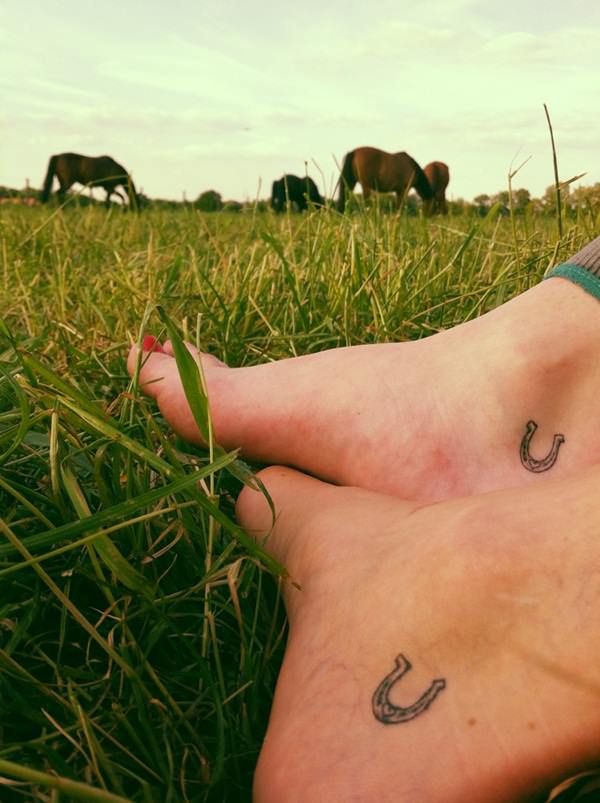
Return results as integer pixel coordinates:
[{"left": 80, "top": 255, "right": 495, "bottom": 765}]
[
  {"left": 236, "top": 466, "right": 600, "bottom": 803},
  {"left": 128, "top": 277, "right": 600, "bottom": 501}
]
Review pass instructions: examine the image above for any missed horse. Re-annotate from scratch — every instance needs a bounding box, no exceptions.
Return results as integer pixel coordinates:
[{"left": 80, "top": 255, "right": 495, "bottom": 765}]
[
  {"left": 40, "top": 153, "right": 138, "bottom": 209},
  {"left": 271, "top": 174, "right": 324, "bottom": 213},
  {"left": 424, "top": 161, "right": 450, "bottom": 215},
  {"left": 337, "top": 146, "right": 433, "bottom": 213}
]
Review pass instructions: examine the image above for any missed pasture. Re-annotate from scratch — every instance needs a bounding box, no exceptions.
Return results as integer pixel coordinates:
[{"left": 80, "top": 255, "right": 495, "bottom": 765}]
[{"left": 0, "top": 202, "right": 596, "bottom": 802}]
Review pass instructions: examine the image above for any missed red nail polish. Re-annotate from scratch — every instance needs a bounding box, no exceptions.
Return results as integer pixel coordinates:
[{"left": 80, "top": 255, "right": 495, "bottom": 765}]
[{"left": 142, "top": 335, "right": 162, "bottom": 353}]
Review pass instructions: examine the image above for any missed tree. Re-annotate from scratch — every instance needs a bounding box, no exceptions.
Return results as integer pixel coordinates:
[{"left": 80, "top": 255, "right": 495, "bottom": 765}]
[
  {"left": 512, "top": 188, "right": 531, "bottom": 214},
  {"left": 570, "top": 183, "right": 600, "bottom": 212},
  {"left": 222, "top": 200, "right": 243, "bottom": 213},
  {"left": 448, "top": 198, "right": 470, "bottom": 216},
  {"left": 195, "top": 190, "right": 223, "bottom": 212},
  {"left": 541, "top": 182, "right": 570, "bottom": 215},
  {"left": 473, "top": 194, "right": 491, "bottom": 216}
]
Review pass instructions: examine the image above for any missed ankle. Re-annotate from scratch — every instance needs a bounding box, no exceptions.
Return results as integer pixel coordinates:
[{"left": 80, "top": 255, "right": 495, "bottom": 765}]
[
  {"left": 475, "top": 279, "right": 600, "bottom": 472},
  {"left": 508, "top": 278, "right": 600, "bottom": 371}
]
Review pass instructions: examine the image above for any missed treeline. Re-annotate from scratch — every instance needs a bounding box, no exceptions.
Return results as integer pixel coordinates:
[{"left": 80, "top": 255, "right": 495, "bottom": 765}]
[
  {"left": 466, "top": 183, "right": 600, "bottom": 217},
  {"left": 2, "top": 182, "right": 600, "bottom": 216}
]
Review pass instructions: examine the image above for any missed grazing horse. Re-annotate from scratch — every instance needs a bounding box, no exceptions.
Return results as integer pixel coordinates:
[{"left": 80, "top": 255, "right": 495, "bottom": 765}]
[
  {"left": 40, "top": 153, "right": 138, "bottom": 208},
  {"left": 271, "top": 174, "right": 324, "bottom": 213},
  {"left": 337, "top": 146, "right": 433, "bottom": 213},
  {"left": 424, "top": 161, "right": 450, "bottom": 214}
]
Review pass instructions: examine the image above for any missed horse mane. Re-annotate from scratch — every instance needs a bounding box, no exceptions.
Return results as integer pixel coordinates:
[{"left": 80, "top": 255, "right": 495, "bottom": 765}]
[
  {"left": 124, "top": 172, "right": 138, "bottom": 208},
  {"left": 311, "top": 180, "right": 325, "bottom": 207},
  {"left": 303, "top": 176, "right": 324, "bottom": 206},
  {"left": 406, "top": 155, "right": 433, "bottom": 201}
]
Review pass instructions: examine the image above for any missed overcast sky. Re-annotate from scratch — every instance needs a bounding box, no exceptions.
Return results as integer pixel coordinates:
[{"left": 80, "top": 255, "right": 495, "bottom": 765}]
[{"left": 2, "top": 0, "right": 599, "bottom": 202}]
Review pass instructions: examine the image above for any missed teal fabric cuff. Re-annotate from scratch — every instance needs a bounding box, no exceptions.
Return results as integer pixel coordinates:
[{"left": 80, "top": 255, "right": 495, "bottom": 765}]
[{"left": 545, "top": 263, "right": 600, "bottom": 301}]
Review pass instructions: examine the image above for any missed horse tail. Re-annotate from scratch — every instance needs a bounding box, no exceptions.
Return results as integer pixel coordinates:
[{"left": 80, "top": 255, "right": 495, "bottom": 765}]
[
  {"left": 337, "top": 150, "right": 356, "bottom": 212},
  {"left": 41, "top": 155, "right": 58, "bottom": 203},
  {"left": 409, "top": 157, "right": 433, "bottom": 201}
]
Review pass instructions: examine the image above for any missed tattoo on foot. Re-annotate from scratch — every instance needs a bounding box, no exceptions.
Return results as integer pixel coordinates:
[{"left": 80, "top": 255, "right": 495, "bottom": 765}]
[
  {"left": 372, "top": 653, "right": 447, "bottom": 725},
  {"left": 520, "top": 420, "right": 565, "bottom": 473}
]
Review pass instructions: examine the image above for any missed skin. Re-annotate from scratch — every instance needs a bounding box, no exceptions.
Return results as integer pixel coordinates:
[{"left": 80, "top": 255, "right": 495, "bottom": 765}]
[
  {"left": 128, "top": 276, "right": 600, "bottom": 503},
  {"left": 236, "top": 466, "right": 600, "bottom": 803},
  {"left": 128, "top": 272, "right": 600, "bottom": 800}
]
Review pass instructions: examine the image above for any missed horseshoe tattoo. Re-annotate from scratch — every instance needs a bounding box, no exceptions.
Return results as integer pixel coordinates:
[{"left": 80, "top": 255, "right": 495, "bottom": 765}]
[
  {"left": 520, "top": 420, "right": 565, "bottom": 473},
  {"left": 372, "top": 653, "right": 446, "bottom": 724}
]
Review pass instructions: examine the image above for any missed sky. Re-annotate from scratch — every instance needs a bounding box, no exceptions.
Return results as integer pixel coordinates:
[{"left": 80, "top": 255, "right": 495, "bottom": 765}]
[{"left": 2, "top": 0, "right": 599, "bottom": 203}]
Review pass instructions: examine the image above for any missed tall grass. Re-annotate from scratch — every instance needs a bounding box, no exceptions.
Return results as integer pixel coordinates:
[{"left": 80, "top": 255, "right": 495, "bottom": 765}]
[{"left": 0, "top": 203, "right": 596, "bottom": 801}]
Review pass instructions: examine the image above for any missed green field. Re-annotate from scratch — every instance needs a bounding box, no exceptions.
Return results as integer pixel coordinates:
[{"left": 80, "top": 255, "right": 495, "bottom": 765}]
[{"left": 0, "top": 203, "right": 596, "bottom": 802}]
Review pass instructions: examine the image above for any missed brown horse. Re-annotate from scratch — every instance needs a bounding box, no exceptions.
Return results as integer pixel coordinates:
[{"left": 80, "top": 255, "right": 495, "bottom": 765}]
[
  {"left": 424, "top": 161, "right": 450, "bottom": 214},
  {"left": 337, "top": 146, "right": 433, "bottom": 213},
  {"left": 40, "top": 153, "right": 138, "bottom": 208}
]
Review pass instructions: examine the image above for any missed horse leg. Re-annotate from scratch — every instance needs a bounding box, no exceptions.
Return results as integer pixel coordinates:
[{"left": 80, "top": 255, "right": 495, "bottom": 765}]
[
  {"left": 395, "top": 185, "right": 410, "bottom": 211},
  {"left": 57, "top": 178, "right": 68, "bottom": 205}
]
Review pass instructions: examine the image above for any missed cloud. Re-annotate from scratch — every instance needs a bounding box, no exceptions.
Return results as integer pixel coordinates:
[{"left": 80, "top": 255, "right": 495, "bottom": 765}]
[
  {"left": 3, "top": 0, "right": 600, "bottom": 202},
  {"left": 97, "top": 34, "right": 285, "bottom": 106},
  {"left": 29, "top": 79, "right": 102, "bottom": 100},
  {"left": 355, "top": 20, "right": 459, "bottom": 58},
  {"left": 481, "top": 26, "right": 599, "bottom": 69}
]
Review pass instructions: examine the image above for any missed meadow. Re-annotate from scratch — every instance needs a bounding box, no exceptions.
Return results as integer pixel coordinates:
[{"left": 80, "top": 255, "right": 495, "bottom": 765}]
[{"left": 0, "top": 201, "right": 597, "bottom": 802}]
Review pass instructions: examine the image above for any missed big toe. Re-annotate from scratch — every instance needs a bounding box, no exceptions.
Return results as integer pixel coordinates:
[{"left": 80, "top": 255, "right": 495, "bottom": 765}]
[
  {"left": 236, "top": 466, "right": 335, "bottom": 567},
  {"left": 236, "top": 467, "right": 418, "bottom": 582},
  {"left": 127, "top": 344, "right": 176, "bottom": 398}
]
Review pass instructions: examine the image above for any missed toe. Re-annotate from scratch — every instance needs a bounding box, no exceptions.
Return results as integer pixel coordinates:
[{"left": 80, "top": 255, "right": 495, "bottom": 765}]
[
  {"left": 236, "top": 467, "right": 339, "bottom": 568},
  {"left": 236, "top": 467, "right": 421, "bottom": 586},
  {"left": 142, "top": 335, "right": 164, "bottom": 353},
  {"left": 127, "top": 344, "right": 175, "bottom": 399},
  {"left": 162, "top": 340, "right": 227, "bottom": 368}
]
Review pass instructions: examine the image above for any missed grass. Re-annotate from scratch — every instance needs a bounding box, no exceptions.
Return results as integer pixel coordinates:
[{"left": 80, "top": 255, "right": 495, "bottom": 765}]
[{"left": 0, "top": 202, "right": 597, "bottom": 801}]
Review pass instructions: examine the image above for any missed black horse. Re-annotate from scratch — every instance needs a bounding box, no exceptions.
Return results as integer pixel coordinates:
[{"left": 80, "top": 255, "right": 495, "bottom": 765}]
[
  {"left": 270, "top": 174, "right": 324, "bottom": 213},
  {"left": 40, "top": 153, "right": 138, "bottom": 208}
]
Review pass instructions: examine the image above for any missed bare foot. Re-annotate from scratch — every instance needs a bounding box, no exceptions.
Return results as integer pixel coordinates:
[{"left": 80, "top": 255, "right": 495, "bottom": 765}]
[
  {"left": 236, "top": 466, "right": 600, "bottom": 803},
  {"left": 128, "top": 276, "right": 600, "bottom": 501}
]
